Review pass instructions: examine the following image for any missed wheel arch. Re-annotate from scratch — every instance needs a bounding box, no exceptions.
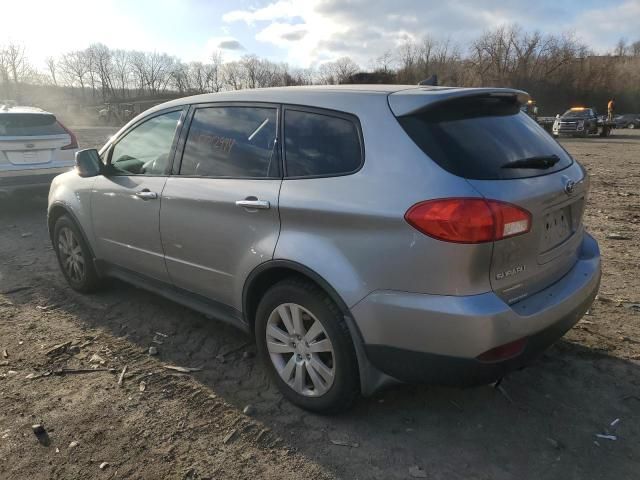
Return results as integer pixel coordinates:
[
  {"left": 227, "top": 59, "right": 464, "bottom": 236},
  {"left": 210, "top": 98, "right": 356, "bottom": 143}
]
[
  {"left": 48, "top": 202, "right": 97, "bottom": 260},
  {"left": 242, "top": 260, "right": 394, "bottom": 396},
  {"left": 242, "top": 260, "right": 352, "bottom": 331}
]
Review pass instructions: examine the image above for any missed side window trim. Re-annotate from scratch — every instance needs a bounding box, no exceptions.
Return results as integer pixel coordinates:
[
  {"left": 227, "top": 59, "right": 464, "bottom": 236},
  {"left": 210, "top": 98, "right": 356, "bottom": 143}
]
[
  {"left": 104, "top": 106, "right": 186, "bottom": 177},
  {"left": 173, "top": 101, "right": 283, "bottom": 179},
  {"left": 282, "top": 105, "right": 365, "bottom": 179}
]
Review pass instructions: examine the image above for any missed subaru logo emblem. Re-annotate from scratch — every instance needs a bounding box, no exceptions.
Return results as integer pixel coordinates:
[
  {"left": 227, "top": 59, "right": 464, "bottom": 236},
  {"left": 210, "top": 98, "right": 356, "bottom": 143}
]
[
  {"left": 564, "top": 180, "right": 576, "bottom": 195},
  {"left": 25, "top": 143, "right": 35, "bottom": 148}
]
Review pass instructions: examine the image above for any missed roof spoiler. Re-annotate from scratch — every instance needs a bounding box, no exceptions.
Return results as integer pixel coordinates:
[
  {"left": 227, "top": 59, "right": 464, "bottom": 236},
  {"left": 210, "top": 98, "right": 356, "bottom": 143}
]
[{"left": 389, "top": 87, "right": 531, "bottom": 117}]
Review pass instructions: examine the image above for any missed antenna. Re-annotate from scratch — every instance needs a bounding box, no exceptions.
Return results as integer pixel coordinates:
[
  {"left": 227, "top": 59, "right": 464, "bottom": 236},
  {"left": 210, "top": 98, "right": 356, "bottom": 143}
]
[{"left": 418, "top": 74, "right": 438, "bottom": 86}]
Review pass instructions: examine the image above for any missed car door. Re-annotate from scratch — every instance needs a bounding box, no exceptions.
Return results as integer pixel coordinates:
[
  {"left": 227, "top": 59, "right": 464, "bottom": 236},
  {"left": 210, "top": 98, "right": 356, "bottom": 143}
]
[
  {"left": 91, "top": 108, "right": 184, "bottom": 282},
  {"left": 160, "top": 104, "right": 281, "bottom": 310}
]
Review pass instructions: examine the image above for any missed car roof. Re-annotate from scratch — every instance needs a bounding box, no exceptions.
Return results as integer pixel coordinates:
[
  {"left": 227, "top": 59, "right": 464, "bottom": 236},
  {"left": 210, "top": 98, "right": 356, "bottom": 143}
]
[
  {"left": 0, "top": 105, "right": 52, "bottom": 115},
  {"left": 143, "top": 84, "right": 528, "bottom": 118}
]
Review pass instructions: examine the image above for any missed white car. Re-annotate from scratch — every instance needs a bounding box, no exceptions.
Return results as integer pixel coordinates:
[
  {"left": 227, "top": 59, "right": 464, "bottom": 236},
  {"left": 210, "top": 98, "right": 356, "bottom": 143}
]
[{"left": 0, "top": 105, "right": 78, "bottom": 195}]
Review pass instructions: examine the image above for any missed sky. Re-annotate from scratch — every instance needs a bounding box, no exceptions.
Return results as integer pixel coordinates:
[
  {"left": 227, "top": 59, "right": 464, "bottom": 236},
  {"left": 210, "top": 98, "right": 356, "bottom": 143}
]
[{"left": 2, "top": 0, "right": 639, "bottom": 69}]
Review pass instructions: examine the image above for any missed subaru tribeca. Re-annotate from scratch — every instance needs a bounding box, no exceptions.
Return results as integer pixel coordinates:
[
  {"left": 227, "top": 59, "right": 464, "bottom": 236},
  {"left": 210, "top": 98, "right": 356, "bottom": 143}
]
[{"left": 48, "top": 86, "right": 601, "bottom": 413}]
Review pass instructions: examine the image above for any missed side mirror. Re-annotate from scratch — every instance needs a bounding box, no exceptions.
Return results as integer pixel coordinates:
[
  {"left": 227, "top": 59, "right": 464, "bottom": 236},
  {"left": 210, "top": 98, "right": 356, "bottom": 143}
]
[{"left": 75, "top": 149, "right": 103, "bottom": 177}]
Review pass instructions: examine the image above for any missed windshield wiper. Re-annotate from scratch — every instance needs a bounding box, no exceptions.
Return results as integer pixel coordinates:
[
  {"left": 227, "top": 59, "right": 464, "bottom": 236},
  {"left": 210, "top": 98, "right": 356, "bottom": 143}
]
[{"left": 501, "top": 155, "right": 560, "bottom": 169}]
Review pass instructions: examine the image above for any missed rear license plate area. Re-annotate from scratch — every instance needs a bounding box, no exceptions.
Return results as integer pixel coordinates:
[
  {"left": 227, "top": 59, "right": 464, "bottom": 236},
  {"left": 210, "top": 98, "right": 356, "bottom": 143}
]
[{"left": 540, "top": 206, "right": 572, "bottom": 252}]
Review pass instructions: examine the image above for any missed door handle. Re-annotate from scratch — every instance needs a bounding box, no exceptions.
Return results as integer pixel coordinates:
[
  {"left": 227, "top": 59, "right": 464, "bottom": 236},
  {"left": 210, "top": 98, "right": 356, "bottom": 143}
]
[
  {"left": 135, "top": 190, "right": 158, "bottom": 200},
  {"left": 235, "top": 198, "right": 270, "bottom": 210}
]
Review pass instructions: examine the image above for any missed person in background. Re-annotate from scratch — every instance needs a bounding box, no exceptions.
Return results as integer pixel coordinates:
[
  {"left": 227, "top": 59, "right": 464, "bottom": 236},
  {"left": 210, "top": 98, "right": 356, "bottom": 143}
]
[{"left": 608, "top": 98, "right": 616, "bottom": 122}]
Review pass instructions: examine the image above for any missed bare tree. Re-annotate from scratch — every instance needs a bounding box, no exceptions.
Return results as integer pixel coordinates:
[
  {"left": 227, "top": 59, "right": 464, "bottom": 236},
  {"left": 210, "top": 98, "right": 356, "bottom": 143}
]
[
  {"left": 111, "top": 49, "right": 131, "bottom": 99},
  {"left": 87, "top": 43, "right": 115, "bottom": 101},
  {"left": 615, "top": 38, "right": 627, "bottom": 57},
  {"left": 5, "top": 43, "right": 31, "bottom": 84},
  {"left": 317, "top": 57, "right": 359, "bottom": 84},
  {"left": 59, "top": 51, "right": 90, "bottom": 96},
  {"left": 45, "top": 57, "right": 58, "bottom": 86}
]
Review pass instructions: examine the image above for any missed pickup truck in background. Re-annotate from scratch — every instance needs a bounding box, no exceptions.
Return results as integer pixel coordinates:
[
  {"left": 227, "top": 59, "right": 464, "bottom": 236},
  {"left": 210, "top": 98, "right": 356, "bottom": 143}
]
[{"left": 552, "top": 107, "right": 614, "bottom": 138}]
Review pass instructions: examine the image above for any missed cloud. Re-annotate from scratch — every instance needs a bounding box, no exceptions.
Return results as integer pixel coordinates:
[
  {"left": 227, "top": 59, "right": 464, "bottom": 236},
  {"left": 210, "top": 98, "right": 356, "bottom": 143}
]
[
  {"left": 222, "top": 1, "right": 300, "bottom": 24},
  {"left": 223, "top": 0, "right": 640, "bottom": 67},
  {"left": 281, "top": 30, "right": 308, "bottom": 41},
  {"left": 573, "top": 0, "right": 640, "bottom": 49},
  {"left": 218, "top": 40, "right": 245, "bottom": 51}
]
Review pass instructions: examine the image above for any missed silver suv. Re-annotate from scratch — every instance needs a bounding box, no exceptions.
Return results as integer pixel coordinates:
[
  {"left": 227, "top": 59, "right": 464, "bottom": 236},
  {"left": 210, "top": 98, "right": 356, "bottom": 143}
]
[{"left": 48, "top": 85, "right": 601, "bottom": 412}]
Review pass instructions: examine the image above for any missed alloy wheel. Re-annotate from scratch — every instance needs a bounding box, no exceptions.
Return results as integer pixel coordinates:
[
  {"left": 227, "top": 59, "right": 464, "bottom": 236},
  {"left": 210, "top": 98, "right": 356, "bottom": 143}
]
[
  {"left": 57, "top": 227, "right": 85, "bottom": 283},
  {"left": 265, "top": 303, "right": 335, "bottom": 397}
]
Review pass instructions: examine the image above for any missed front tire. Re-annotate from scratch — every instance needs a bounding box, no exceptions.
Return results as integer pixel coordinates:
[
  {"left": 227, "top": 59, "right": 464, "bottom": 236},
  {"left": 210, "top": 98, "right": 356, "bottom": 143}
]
[
  {"left": 53, "top": 215, "right": 102, "bottom": 293},
  {"left": 255, "top": 277, "right": 359, "bottom": 413}
]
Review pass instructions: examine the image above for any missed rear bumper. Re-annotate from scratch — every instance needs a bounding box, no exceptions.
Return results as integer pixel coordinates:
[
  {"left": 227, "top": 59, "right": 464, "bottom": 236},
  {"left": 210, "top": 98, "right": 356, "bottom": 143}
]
[
  {"left": 352, "top": 232, "right": 601, "bottom": 386},
  {"left": 0, "top": 167, "right": 71, "bottom": 193}
]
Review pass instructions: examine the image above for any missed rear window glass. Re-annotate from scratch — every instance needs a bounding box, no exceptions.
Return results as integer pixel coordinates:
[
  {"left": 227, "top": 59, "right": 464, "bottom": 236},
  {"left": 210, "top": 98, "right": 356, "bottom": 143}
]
[
  {"left": 284, "top": 109, "right": 362, "bottom": 177},
  {"left": 0, "top": 113, "right": 66, "bottom": 136},
  {"left": 398, "top": 97, "right": 573, "bottom": 180}
]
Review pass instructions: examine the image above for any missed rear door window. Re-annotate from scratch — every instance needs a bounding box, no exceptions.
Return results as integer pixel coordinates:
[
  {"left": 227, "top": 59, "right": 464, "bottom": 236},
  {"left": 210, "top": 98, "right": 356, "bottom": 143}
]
[
  {"left": 284, "top": 109, "right": 362, "bottom": 178},
  {"left": 0, "top": 113, "right": 66, "bottom": 136},
  {"left": 398, "top": 96, "right": 573, "bottom": 180},
  {"left": 179, "top": 106, "right": 278, "bottom": 178}
]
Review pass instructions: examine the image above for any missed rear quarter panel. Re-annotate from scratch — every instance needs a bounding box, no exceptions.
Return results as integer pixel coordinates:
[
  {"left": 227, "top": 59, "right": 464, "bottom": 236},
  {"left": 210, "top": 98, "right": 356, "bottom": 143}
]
[{"left": 274, "top": 95, "right": 494, "bottom": 308}]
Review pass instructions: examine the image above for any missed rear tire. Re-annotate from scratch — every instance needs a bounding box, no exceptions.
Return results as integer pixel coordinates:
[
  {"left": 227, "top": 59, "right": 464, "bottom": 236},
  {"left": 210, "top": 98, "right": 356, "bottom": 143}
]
[
  {"left": 629, "top": 123, "right": 636, "bottom": 129},
  {"left": 255, "top": 277, "right": 359, "bottom": 413},
  {"left": 53, "top": 215, "right": 102, "bottom": 293}
]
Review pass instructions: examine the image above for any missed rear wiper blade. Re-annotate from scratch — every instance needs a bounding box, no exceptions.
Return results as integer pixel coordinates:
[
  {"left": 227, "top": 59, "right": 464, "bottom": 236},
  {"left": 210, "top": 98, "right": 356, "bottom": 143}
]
[{"left": 501, "top": 155, "right": 560, "bottom": 169}]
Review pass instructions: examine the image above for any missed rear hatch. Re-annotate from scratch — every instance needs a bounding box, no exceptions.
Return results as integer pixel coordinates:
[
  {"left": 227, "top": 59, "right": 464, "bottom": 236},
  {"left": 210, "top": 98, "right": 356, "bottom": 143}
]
[
  {"left": 0, "top": 113, "right": 72, "bottom": 167},
  {"left": 391, "top": 89, "right": 587, "bottom": 304}
]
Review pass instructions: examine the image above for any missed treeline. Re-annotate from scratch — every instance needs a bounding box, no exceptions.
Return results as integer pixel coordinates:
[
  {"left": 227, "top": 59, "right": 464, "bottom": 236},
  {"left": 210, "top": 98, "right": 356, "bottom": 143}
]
[{"left": 1, "top": 25, "right": 639, "bottom": 114}]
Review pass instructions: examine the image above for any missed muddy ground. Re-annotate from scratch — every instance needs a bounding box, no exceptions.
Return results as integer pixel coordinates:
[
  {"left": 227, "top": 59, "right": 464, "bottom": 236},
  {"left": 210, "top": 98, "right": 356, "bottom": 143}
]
[{"left": 0, "top": 128, "right": 639, "bottom": 480}]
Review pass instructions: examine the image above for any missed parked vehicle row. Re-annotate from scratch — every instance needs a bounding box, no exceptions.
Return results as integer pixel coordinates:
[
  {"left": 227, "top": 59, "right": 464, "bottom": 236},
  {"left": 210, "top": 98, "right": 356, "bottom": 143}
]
[{"left": 47, "top": 85, "right": 601, "bottom": 412}]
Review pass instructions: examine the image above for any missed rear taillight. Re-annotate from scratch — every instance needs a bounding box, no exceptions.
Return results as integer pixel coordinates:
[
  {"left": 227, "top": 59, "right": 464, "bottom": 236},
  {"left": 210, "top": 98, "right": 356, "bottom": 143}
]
[
  {"left": 58, "top": 121, "right": 78, "bottom": 150},
  {"left": 405, "top": 198, "right": 531, "bottom": 244}
]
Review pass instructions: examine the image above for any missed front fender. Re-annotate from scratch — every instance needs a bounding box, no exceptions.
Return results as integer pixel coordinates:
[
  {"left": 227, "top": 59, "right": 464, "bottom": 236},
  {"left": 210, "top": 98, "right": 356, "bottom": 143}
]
[{"left": 48, "top": 172, "right": 97, "bottom": 248}]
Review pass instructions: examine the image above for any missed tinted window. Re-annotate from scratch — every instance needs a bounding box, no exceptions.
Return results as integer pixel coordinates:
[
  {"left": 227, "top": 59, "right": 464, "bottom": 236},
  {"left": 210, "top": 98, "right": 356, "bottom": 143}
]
[
  {"left": 398, "top": 97, "right": 573, "bottom": 180},
  {"left": 284, "top": 110, "right": 362, "bottom": 177},
  {"left": 180, "top": 107, "right": 278, "bottom": 178},
  {"left": 110, "top": 110, "right": 181, "bottom": 175},
  {"left": 0, "top": 113, "right": 66, "bottom": 136}
]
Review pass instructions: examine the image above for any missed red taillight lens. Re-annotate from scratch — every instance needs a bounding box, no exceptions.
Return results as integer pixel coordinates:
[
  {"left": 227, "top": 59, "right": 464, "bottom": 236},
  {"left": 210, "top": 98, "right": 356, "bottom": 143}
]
[
  {"left": 58, "top": 121, "right": 78, "bottom": 150},
  {"left": 476, "top": 338, "right": 527, "bottom": 363},
  {"left": 405, "top": 198, "right": 531, "bottom": 243}
]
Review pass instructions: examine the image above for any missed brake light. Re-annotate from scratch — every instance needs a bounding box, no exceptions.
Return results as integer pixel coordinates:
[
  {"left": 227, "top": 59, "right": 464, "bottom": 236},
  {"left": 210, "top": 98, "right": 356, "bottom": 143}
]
[
  {"left": 405, "top": 198, "right": 531, "bottom": 243},
  {"left": 58, "top": 121, "right": 78, "bottom": 150}
]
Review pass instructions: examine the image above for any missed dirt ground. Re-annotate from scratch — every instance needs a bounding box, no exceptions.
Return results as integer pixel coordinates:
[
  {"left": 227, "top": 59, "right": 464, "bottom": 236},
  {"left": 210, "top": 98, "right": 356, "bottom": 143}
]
[{"left": 1, "top": 127, "right": 639, "bottom": 480}]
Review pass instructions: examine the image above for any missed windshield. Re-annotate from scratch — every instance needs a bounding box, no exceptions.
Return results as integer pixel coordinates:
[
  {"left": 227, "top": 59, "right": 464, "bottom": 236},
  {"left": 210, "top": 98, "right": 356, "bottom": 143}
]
[
  {"left": 562, "top": 109, "right": 593, "bottom": 118},
  {"left": 398, "top": 96, "right": 573, "bottom": 180}
]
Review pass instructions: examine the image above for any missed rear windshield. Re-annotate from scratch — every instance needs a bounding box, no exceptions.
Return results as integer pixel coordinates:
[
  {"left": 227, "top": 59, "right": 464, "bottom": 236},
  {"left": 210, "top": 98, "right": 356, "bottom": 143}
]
[
  {"left": 0, "top": 113, "right": 66, "bottom": 136},
  {"left": 398, "top": 96, "right": 573, "bottom": 180}
]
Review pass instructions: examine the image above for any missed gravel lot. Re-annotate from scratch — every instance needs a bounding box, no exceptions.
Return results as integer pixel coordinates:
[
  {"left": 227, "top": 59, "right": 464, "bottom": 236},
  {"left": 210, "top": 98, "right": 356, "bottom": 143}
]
[{"left": 1, "top": 128, "right": 639, "bottom": 479}]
